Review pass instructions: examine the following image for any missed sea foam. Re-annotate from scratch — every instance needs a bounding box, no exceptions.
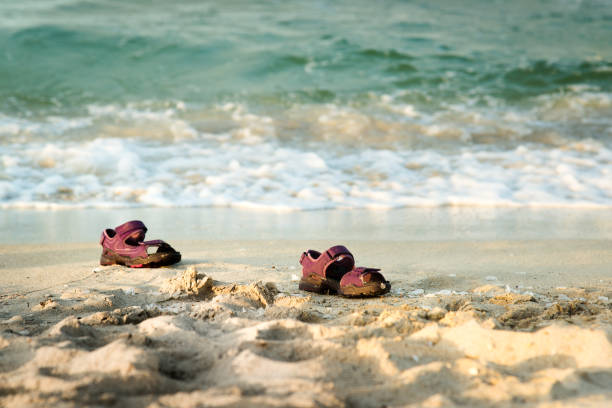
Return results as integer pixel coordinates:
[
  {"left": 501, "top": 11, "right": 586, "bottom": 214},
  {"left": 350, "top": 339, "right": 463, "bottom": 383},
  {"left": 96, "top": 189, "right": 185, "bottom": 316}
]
[{"left": 1, "top": 95, "right": 611, "bottom": 210}]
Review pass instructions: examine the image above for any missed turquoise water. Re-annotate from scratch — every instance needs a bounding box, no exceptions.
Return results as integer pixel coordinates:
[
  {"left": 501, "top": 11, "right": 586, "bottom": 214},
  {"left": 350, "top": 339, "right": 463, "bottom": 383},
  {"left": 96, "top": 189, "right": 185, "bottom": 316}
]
[
  {"left": 1, "top": 0, "right": 612, "bottom": 209},
  {"left": 2, "top": 0, "right": 611, "bottom": 111}
]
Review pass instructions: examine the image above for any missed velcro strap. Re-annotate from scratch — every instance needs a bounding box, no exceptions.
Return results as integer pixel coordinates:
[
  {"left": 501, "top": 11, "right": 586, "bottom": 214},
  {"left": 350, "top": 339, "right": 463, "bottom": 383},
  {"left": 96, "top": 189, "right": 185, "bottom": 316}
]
[
  {"left": 320, "top": 245, "right": 354, "bottom": 275},
  {"left": 326, "top": 245, "right": 351, "bottom": 259},
  {"left": 115, "top": 220, "right": 147, "bottom": 239},
  {"left": 299, "top": 246, "right": 355, "bottom": 279}
]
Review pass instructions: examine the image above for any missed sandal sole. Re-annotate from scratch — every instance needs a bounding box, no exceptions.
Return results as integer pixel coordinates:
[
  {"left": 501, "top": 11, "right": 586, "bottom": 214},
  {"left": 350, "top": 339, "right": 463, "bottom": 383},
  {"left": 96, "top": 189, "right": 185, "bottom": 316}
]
[
  {"left": 100, "top": 248, "right": 181, "bottom": 268},
  {"left": 299, "top": 276, "right": 391, "bottom": 298},
  {"left": 339, "top": 281, "right": 391, "bottom": 297}
]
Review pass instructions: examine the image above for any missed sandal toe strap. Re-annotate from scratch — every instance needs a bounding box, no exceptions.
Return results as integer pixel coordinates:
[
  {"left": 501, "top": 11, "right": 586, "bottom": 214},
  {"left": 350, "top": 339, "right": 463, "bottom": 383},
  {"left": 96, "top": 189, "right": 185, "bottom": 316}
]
[
  {"left": 141, "top": 240, "right": 177, "bottom": 255},
  {"left": 340, "top": 267, "right": 384, "bottom": 288}
]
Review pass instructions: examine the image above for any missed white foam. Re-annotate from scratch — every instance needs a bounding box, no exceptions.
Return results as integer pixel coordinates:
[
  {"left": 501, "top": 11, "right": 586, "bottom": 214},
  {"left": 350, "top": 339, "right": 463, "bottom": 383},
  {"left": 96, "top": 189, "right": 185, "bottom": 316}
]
[{"left": 2, "top": 97, "right": 612, "bottom": 210}]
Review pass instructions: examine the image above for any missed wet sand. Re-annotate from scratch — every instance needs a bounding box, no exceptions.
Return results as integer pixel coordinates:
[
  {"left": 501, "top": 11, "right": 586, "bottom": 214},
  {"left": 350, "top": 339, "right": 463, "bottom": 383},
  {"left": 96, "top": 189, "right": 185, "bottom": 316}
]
[{"left": 1, "top": 208, "right": 611, "bottom": 407}]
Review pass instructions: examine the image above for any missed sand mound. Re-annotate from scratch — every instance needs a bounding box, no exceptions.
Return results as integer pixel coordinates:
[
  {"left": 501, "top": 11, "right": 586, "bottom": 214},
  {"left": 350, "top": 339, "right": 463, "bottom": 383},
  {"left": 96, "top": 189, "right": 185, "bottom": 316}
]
[{"left": 161, "top": 266, "right": 214, "bottom": 298}]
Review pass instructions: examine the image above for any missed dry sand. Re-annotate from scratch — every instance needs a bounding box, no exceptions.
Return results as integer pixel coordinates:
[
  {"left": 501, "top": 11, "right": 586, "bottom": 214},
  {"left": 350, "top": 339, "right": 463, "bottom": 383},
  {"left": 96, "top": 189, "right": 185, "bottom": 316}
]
[{"left": 1, "top": 239, "right": 611, "bottom": 408}]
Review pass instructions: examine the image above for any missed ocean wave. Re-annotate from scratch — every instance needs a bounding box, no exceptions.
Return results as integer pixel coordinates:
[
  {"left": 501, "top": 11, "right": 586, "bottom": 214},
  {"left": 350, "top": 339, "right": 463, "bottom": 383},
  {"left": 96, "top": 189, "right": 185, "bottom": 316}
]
[
  {"left": 2, "top": 16, "right": 611, "bottom": 113},
  {"left": 1, "top": 96, "right": 611, "bottom": 210},
  {"left": 3, "top": 89, "right": 611, "bottom": 147},
  {"left": 501, "top": 60, "right": 612, "bottom": 98}
]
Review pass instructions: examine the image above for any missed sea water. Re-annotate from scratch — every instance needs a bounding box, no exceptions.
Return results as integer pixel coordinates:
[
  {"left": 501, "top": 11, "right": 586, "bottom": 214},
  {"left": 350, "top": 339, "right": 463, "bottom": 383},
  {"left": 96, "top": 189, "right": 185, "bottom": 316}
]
[{"left": 1, "top": 0, "right": 611, "bottom": 210}]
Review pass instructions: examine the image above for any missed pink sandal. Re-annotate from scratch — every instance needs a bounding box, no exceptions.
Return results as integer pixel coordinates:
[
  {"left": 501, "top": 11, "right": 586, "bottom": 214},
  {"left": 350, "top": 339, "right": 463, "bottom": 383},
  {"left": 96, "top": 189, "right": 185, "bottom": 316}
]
[
  {"left": 99, "top": 220, "right": 181, "bottom": 268},
  {"left": 299, "top": 245, "right": 390, "bottom": 297}
]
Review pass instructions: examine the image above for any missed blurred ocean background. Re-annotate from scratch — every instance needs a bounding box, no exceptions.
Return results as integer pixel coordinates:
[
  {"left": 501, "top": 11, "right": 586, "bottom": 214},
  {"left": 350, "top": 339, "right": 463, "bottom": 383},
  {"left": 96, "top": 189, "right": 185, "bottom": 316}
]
[{"left": 1, "top": 0, "right": 611, "bottom": 210}]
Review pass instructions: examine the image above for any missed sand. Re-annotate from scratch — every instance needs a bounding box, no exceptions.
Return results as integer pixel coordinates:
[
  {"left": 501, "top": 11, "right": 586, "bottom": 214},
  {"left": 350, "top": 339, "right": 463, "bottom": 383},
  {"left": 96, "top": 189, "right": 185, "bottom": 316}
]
[{"left": 1, "top": 234, "right": 611, "bottom": 408}]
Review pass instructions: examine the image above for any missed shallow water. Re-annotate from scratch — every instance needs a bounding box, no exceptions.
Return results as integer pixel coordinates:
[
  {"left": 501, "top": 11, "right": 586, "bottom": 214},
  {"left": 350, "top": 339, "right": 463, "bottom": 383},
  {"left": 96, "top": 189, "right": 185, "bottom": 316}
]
[
  {"left": 1, "top": 0, "right": 611, "bottom": 209},
  {"left": 1, "top": 207, "right": 611, "bottom": 244}
]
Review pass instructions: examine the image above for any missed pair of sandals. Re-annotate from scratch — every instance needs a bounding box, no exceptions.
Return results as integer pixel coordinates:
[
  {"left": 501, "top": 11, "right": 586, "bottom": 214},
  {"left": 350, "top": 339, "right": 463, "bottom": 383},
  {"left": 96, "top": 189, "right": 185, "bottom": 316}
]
[
  {"left": 299, "top": 245, "right": 390, "bottom": 297},
  {"left": 100, "top": 221, "right": 390, "bottom": 298}
]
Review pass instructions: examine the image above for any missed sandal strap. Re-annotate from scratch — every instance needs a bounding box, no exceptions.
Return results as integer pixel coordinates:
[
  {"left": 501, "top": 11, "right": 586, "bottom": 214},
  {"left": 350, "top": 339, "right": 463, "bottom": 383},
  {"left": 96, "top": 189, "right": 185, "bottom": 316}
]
[
  {"left": 100, "top": 220, "right": 150, "bottom": 258},
  {"left": 325, "top": 245, "right": 352, "bottom": 260},
  {"left": 300, "top": 245, "right": 354, "bottom": 278},
  {"left": 114, "top": 220, "right": 148, "bottom": 241},
  {"left": 317, "top": 245, "right": 353, "bottom": 268},
  {"left": 141, "top": 239, "right": 165, "bottom": 246}
]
